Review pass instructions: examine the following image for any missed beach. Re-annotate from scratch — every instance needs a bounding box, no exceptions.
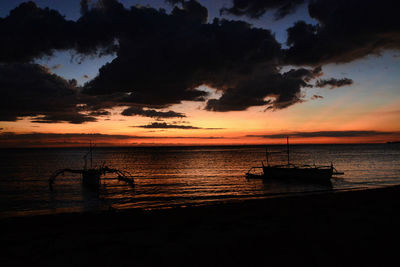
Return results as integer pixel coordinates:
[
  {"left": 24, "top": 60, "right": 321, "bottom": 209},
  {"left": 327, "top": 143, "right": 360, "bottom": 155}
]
[{"left": 2, "top": 185, "right": 400, "bottom": 266}]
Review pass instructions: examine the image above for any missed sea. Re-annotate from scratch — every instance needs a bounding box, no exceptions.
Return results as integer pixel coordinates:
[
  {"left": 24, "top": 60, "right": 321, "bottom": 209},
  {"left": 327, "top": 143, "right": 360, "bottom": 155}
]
[{"left": 1, "top": 144, "right": 400, "bottom": 218}]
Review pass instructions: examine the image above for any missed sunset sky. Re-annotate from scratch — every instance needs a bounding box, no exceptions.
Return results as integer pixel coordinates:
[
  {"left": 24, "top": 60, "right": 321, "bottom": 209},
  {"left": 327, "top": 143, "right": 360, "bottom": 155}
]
[{"left": 0, "top": 0, "right": 399, "bottom": 147}]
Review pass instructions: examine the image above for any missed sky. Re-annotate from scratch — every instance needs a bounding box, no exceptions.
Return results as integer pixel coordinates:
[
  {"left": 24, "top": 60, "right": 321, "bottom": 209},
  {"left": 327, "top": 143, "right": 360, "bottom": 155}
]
[{"left": 0, "top": 0, "right": 399, "bottom": 147}]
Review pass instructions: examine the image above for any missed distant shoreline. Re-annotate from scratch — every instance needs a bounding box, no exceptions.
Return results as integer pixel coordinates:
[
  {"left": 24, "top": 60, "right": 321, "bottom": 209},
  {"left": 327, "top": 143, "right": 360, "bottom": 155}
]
[{"left": 0, "top": 142, "right": 397, "bottom": 149}]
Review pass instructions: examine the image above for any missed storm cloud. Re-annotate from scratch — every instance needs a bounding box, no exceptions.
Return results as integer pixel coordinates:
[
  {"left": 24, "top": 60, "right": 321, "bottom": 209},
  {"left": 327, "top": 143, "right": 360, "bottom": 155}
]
[
  {"left": 80, "top": 1, "right": 285, "bottom": 111},
  {"left": 0, "top": 2, "right": 76, "bottom": 63},
  {"left": 0, "top": 63, "right": 95, "bottom": 124},
  {"left": 221, "top": 0, "right": 306, "bottom": 20},
  {"left": 205, "top": 66, "right": 322, "bottom": 111},
  {"left": 2, "top": 0, "right": 306, "bottom": 117},
  {"left": 1, "top": 0, "right": 397, "bottom": 123},
  {"left": 285, "top": 0, "right": 400, "bottom": 65},
  {"left": 223, "top": 0, "right": 400, "bottom": 65},
  {"left": 1, "top": 1, "right": 323, "bottom": 117}
]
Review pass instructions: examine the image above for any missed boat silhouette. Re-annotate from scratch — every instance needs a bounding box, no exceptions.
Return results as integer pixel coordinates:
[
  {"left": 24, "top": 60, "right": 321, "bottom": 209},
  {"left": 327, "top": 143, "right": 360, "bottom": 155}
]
[
  {"left": 49, "top": 143, "right": 134, "bottom": 190},
  {"left": 246, "top": 137, "right": 343, "bottom": 182}
]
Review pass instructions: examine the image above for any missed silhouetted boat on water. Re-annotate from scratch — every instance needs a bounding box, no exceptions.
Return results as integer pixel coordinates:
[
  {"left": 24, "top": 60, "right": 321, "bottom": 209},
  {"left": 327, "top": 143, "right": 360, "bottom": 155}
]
[
  {"left": 246, "top": 137, "right": 343, "bottom": 182},
  {"left": 49, "top": 143, "right": 134, "bottom": 190}
]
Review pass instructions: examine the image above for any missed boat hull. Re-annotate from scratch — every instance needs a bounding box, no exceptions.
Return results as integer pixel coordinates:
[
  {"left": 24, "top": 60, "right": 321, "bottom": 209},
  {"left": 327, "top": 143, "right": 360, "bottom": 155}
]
[
  {"left": 82, "top": 169, "right": 101, "bottom": 189},
  {"left": 262, "top": 166, "right": 333, "bottom": 181}
]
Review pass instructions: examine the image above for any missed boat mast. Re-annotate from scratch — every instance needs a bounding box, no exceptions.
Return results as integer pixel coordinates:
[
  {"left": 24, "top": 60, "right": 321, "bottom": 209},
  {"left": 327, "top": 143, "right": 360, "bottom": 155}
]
[
  {"left": 287, "top": 136, "right": 290, "bottom": 166},
  {"left": 90, "top": 141, "right": 93, "bottom": 169},
  {"left": 83, "top": 154, "right": 87, "bottom": 171},
  {"left": 82, "top": 141, "right": 95, "bottom": 171}
]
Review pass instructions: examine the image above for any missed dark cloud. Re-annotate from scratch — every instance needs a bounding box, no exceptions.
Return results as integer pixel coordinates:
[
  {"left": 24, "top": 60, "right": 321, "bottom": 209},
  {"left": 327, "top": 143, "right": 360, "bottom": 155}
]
[
  {"left": 220, "top": 0, "right": 306, "bottom": 20},
  {"left": 0, "top": 2, "right": 76, "bottom": 63},
  {"left": 247, "top": 131, "right": 400, "bottom": 138},
  {"left": 88, "top": 110, "right": 111, "bottom": 116},
  {"left": 136, "top": 122, "right": 201, "bottom": 129},
  {"left": 205, "top": 66, "right": 322, "bottom": 111},
  {"left": 0, "top": 63, "right": 96, "bottom": 124},
  {"left": 0, "top": 1, "right": 119, "bottom": 63},
  {"left": 223, "top": 1, "right": 400, "bottom": 65},
  {"left": 315, "top": 78, "right": 353, "bottom": 89},
  {"left": 80, "top": 2, "right": 283, "bottom": 110},
  {"left": 310, "top": 94, "right": 323, "bottom": 100},
  {"left": 167, "top": 0, "right": 209, "bottom": 24},
  {"left": 121, "top": 106, "right": 185, "bottom": 118},
  {"left": 2, "top": 0, "right": 394, "bottom": 119},
  {"left": 134, "top": 122, "right": 223, "bottom": 129},
  {"left": 78, "top": 1, "right": 347, "bottom": 113},
  {"left": 286, "top": 0, "right": 400, "bottom": 65},
  {"left": 2, "top": 1, "right": 303, "bottom": 114}
]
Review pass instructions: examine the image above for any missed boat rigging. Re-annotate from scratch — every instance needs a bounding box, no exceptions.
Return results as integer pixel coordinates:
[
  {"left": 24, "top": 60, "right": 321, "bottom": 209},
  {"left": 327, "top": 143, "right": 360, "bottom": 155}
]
[
  {"left": 246, "top": 137, "right": 344, "bottom": 182},
  {"left": 49, "top": 142, "right": 134, "bottom": 190}
]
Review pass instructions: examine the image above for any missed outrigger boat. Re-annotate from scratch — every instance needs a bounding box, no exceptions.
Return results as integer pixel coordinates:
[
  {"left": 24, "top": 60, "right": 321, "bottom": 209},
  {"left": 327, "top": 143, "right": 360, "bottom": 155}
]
[
  {"left": 49, "top": 143, "right": 134, "bottom": 190},
  {"left": 246, "top": 137, "right": 343, "bottom": 182}
]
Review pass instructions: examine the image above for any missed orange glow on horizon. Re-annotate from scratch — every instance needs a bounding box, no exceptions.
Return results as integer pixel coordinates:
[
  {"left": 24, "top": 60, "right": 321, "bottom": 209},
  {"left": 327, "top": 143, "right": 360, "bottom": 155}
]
[
  {"left": 1, "top": 131, "right": 399, "bottom": 148},
  {"left": 1, "top": 89, "right": 399, "bottom": 147}
]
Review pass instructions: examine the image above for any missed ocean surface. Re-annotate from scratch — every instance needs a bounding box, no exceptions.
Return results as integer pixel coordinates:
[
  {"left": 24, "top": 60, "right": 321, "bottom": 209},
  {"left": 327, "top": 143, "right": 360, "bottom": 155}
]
[{"left": 1, "top": 144, "right": 400, "bottom": 218}]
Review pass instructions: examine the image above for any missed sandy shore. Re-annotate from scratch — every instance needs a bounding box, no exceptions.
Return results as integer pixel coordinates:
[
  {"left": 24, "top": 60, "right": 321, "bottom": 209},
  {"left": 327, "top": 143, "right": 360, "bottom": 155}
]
[{"left": 2, "top": 186, "right": 400, "bottom": 266}]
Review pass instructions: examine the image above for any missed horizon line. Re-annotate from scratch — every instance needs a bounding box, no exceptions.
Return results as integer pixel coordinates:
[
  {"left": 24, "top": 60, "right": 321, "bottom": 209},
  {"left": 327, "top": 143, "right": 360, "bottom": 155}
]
[{"left": 0, "top": 141, "right": 397, "bottom": 149}]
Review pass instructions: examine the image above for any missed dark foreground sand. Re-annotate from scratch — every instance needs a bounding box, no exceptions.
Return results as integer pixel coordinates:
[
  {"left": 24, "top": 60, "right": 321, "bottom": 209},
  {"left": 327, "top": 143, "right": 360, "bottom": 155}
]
[{"left": 2, "top": 186, "right": 400, "bottom": 266}]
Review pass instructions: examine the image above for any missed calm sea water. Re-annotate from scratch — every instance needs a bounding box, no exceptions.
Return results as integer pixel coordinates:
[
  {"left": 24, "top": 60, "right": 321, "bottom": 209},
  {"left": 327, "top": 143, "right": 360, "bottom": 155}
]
[{"left": 1, "top": 144, "right": 400, "bottom": 218}]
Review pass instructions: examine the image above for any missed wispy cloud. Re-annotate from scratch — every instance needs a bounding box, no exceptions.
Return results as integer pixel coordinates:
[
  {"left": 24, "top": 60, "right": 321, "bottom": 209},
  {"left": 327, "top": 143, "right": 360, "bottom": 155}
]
[
  {"left": 122, "top": 107, "right": 185, "bottom": 119},
  {"left": 311, "top": 94, "right": 324, "bottom": 100},
  {"left": 133, "top": 122, "right": 224, "bottom": 130},
  {"left": 246, "top": 131, "right": 400, "bottom": 138},
  {"left": 316, "top": 78, "right": 353, "bottom": 89},
  {"left": 0, "top": 132, "right": 226, "bottom": 140},
  {"left": 0, "top": 132, "right": 227, "bottom": 147}
]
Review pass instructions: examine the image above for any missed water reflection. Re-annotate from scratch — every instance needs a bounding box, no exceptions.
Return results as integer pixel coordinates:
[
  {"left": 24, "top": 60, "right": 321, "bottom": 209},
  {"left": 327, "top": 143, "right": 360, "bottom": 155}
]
[
  {"left": 259, "top": 177, "right": 333, "bottom": 194},
  {"left": 0, "top": 144, "right": 399, "bottom": 217}
]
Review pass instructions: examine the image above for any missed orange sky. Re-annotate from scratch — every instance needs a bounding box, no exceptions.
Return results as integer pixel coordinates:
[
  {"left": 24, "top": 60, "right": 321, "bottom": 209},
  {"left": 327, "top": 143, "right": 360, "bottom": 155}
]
[
  {"left": 1, "top": 85, "right": 400, "bottom": 147},
  {"left": 1, "top": 1, "right": 399, "bottom": 147},
  {"left": 1, "top": 52, "right": 399, "bottom": 147}
]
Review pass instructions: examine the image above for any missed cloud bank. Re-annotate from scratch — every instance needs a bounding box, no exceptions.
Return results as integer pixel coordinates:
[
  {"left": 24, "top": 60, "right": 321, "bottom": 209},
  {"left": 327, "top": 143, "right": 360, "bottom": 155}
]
[
  {"left": 0, "top": 63, "right": 96, "bottom": 123},
  {"left": 0, "top": 0, "right": 398, "bottom": 124}
]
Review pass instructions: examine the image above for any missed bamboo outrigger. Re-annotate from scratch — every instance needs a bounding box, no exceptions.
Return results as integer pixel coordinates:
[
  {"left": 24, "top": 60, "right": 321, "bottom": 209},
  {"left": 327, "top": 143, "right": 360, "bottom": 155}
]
[{"left": 49, "top": 143, "right": 134, "bottom": 190}]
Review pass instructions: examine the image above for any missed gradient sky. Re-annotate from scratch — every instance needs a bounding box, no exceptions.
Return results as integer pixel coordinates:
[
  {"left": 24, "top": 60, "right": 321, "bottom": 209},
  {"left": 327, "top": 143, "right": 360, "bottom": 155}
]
[{"left": 0, "top": 0, "right": 399, "bottom": 146}]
